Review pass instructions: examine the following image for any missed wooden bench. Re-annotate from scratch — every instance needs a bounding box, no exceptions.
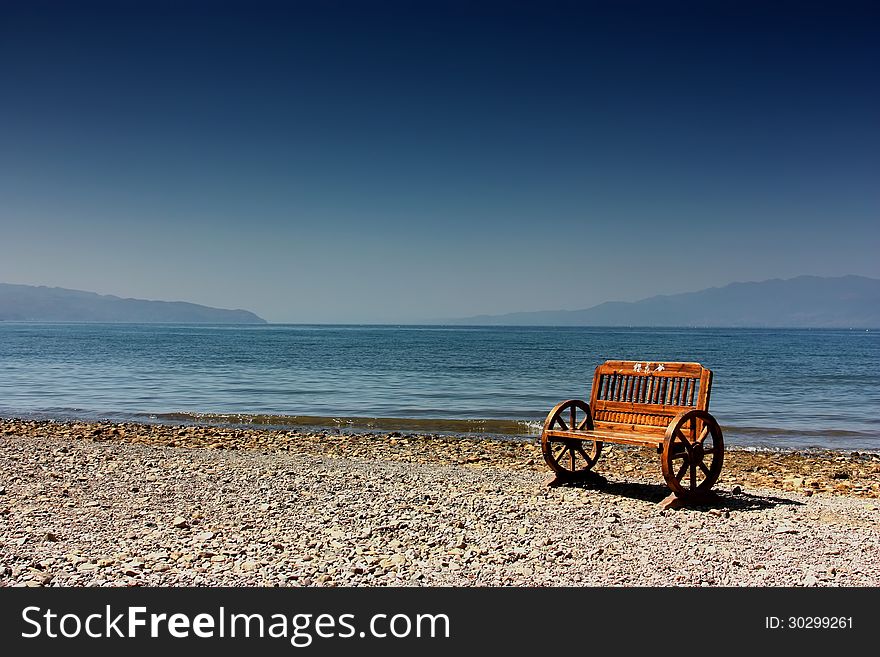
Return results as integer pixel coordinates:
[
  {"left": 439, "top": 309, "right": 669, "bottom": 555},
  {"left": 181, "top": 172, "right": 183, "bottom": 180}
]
[{"left": 541, "top": 360, "right": 724, "bottom": 501}]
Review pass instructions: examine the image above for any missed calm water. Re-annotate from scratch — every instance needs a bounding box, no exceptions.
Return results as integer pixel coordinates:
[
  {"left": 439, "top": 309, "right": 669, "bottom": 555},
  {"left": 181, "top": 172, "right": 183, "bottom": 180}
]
[{"left": 1, "top": 323, "right": 878, "bottom": 451}]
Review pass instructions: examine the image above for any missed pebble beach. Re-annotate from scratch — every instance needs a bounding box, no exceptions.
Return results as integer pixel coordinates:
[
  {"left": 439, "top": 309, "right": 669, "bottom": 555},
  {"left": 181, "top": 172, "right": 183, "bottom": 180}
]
[{"left": 1, "top": 418, "right": 879, "bottom": 587}]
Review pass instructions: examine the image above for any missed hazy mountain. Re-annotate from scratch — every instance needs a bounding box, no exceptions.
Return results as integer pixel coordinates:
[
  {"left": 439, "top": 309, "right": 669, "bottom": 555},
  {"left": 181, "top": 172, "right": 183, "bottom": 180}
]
[
  {"left": 0, "top": 283, "right": 267, "bottom": 324},
  {"left": 450, "top": 276, "right": 880, "bottom": 328}
]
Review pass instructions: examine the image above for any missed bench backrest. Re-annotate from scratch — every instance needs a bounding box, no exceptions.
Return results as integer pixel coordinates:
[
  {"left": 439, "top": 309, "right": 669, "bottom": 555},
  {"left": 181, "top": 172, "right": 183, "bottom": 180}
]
[{"left": 589, "top": 360, "right": 713, "bottom": 435}]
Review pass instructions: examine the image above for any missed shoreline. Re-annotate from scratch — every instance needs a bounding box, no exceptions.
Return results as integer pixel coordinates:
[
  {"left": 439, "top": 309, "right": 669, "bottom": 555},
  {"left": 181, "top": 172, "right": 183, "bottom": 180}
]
[
  {"left": 6, "top": 410, "right": 877, "bottom": 452},
  {"left": 2, "top": 417, "right": 879, "bottom": 587},
  {"left": 4, "top": 412, "right": 544, "bottom": 442},
  {"left": 2, "top": 417, "right": 879, "bottom": 498}
]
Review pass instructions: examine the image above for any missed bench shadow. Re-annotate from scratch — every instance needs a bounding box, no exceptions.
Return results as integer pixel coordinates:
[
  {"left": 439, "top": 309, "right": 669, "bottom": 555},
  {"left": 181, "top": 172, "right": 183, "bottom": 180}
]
[{"left": 549, "top": 474, "right": 804, "bottom": 512}]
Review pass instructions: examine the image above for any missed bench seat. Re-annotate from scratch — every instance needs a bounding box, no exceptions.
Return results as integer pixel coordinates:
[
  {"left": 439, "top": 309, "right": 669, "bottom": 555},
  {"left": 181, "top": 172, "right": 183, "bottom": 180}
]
[{"left": 543, "top": 428, "right": 664, "bottom": 449}]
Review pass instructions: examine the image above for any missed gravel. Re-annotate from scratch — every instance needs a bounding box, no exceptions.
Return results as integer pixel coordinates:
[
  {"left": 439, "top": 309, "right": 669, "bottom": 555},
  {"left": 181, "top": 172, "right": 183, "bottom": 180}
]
[{"left": 1, "top": 424, "right": 879, "bottom": 587}]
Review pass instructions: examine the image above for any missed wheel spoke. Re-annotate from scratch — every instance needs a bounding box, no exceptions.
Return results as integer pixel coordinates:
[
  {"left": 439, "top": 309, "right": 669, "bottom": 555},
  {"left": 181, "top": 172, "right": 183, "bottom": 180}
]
[
  {"left": 577, "top": 417, "right": 590, "bottom": 430},
  {"left": 569, "top": 446, "right": 576, "bottom": 471},
  {"left": 703, "top": 447, "right": 716, "bottom": 455},
  {"left": 689, "top": 462, "right": 697, "bottom": 491},
  {"left": 675, "top": 461, "right": 688, "bottom": 481},
  {"left": 674, "top": 429, "right": 691, "bottom": 450},
  {"left": 698, "top": 461, "right": 711, "bottom": 477},
  {"left": 570, "top": 406, "right": 576, "bottom": 432},
  {"left": 554, "top": 444, "right": 569, "bottom": 464},
  {"left": 575, "top": 444, "right": 592, "bottom": 466},
  {"left": 555, "top": 417, "right": 568, "bottom": 431},
  {"left": 698, "top": 427, "right": 709, "bottom": 443},
  {"left": 671, "top": 451, "right": 687, "bottom": 461}
]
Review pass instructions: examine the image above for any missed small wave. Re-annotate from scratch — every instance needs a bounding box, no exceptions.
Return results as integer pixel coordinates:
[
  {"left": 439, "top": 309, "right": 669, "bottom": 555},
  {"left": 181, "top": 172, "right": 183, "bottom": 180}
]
[
  {"left": 144, "top": 411, "right": 541, "bottom": 438},
  {"left": 4, "top": 407, "right": 878, "bottom": 451},
  {"left": 723, "top": 424, "right": 877, "bottom": 439}
]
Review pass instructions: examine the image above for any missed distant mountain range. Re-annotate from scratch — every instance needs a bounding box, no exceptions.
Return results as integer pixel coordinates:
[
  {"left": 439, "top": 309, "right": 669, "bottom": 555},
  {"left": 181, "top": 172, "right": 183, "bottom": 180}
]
[
  {"left": 450, "top": 275, "right": 880, "bottom": 328},
  {"left": 4, "top": 276, "right": 877, "bottom": 327},
  {"left": 0, "top": 283, "right": 266, "bottom": 324}
]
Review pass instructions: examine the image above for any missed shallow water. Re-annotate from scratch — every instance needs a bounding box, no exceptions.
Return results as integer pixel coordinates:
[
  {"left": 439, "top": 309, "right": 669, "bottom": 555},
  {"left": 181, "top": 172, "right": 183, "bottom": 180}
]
[{"left": 0, "top": 323, "right": 877, "bottom": 450}]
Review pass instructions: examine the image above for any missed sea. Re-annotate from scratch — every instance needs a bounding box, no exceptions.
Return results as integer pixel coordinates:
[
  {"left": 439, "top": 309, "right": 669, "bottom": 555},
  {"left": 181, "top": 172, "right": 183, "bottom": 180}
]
[{"left": 1, "top": 323, "right": 878, "bottom": 452}]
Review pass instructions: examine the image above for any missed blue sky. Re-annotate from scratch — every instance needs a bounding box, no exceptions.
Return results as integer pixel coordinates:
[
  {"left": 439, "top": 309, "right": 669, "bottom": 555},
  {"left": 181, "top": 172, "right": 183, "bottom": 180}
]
[{"left": 1, "top": 0, "right": 878, "bottom": 323}]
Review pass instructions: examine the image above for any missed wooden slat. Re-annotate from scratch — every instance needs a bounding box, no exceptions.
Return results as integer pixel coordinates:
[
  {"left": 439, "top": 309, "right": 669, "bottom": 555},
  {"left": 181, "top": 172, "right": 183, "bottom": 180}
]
[
  {"left": 592, "top": 399, "right": 696, "bottom": 414},
  {"left": 598, "top": 361, "right": 704, "bottom": 376},
  {"left": 698, "top": 367, "right": 713, "bottom": 411},
  {"left": 593, "top": 420, "right": 667, "bottom": 435},
  {"left": 544, "top": 429, "right": 663, "bottom": 447},
  {"left": 593, "top": 373, "right": 702, "bottom": 392}
]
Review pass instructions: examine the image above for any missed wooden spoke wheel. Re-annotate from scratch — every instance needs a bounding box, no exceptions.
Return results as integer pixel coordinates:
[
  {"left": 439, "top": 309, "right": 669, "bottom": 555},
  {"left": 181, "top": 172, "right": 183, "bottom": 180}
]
[
  {"left": 541, "top": 399, "right": 602, "bottom": 478},
  {"left": 661, "top": 409, "right": 724, "bottom": 498}
]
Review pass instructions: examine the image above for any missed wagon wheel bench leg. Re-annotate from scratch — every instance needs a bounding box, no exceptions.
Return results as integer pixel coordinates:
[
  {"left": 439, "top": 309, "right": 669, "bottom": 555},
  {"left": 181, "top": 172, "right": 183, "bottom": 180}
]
[
  {"left": 541, "top": 399, "right": 605, "bottom": 487},
  {"left": 659, "top": 409, "right": 725, "bottom": 506}
]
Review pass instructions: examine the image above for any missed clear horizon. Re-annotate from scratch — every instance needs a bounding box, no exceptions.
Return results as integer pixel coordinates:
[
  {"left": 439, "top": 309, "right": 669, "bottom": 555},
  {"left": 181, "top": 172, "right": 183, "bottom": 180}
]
[{"left": 2, "top": 1, "right": 878, "bottom": 323}]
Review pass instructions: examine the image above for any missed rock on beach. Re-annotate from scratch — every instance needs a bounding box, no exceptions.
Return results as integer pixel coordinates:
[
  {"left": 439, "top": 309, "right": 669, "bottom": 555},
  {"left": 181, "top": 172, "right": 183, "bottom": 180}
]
[{"left": 1, "top": 418, "right": 879, "bottom": 587}]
